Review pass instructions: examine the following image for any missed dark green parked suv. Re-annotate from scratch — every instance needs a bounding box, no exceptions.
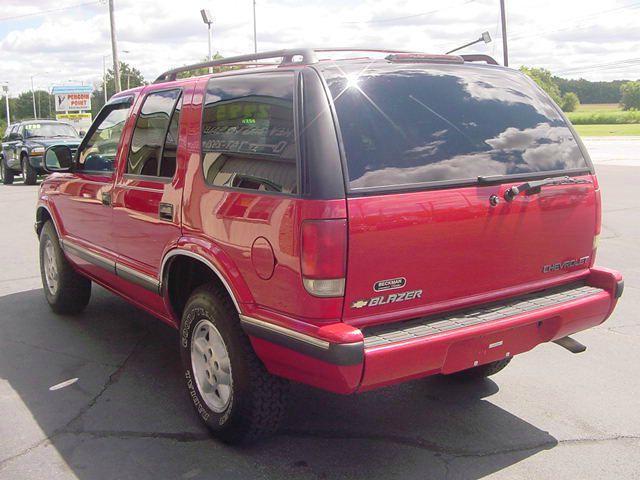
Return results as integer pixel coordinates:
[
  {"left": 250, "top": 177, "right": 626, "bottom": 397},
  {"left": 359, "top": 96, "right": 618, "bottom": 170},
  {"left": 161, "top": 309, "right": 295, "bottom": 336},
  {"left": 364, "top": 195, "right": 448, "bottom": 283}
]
[{"left": 1, "top": 120, "right": 81, "bottom": 185}]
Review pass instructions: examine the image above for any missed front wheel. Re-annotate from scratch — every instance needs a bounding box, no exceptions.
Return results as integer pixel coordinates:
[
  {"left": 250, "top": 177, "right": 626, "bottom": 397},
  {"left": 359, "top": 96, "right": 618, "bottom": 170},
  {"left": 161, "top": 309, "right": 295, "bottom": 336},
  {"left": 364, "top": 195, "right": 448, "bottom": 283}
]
[
  {"left": 180, "top": 284, "right": 288, "bottom": 444},
  {"left": 22, "top": 156, "right": 37, "bottom": 185},
  {"left": 39, "top": 221, "right": 91, "bottom": 314},
  {"left": 445, "top": 357, "right": 512, "bottom": 382}
]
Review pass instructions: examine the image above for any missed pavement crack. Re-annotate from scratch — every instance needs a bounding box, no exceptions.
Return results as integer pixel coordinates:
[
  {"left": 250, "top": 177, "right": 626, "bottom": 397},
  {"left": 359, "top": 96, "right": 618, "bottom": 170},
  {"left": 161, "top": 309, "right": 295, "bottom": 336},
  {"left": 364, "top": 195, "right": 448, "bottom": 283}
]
[
  {"left": 279, "top": 429, "right": 640, "bottom": 458},
  {"left": 0, "top": 336, "right": 144, "bottom": 470},
  {"left": 62, "top": 430, "right": 211, "bottom": 443},
  {"left": 1, "top": 337, "right": 120, "bottom": 368}
]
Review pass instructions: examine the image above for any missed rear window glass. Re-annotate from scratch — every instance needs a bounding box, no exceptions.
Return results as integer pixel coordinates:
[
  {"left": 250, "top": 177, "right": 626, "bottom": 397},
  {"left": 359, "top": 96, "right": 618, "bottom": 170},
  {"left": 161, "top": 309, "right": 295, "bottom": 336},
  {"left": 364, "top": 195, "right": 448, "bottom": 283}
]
[
  {"left": 201, "top": 72, "right": 297, "bottom": 194},
  {"left": 323, "top": 64, "right": 588, "bottom": 191}
]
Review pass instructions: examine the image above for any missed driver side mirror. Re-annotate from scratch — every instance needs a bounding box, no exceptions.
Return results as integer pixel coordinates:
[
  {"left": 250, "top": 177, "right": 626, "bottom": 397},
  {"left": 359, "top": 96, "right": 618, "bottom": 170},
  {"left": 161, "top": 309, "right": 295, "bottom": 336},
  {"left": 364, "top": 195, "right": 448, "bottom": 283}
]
[
  {"left": 44, "top": 145, "right": 74, "bottom": 173},
  {"left": 9, "top": 132, "right": 22, "bottom": 141},
  {"left": 79, "top": 130, "right": 86, "bottom": 137}
]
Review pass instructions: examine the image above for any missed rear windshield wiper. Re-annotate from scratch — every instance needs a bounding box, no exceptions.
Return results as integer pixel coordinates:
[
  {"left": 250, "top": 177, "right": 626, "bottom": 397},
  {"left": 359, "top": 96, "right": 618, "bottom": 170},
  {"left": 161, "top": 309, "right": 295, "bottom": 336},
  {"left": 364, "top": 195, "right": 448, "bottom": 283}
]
[{"left": 504, "top": 176, "right": 592, "bottom": 202}]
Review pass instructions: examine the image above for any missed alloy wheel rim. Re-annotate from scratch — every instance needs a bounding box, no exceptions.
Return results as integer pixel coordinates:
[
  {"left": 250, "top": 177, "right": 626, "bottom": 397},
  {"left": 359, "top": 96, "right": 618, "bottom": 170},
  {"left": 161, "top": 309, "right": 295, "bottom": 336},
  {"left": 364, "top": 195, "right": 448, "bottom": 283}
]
[
  {"left": 190, "top": 319, "right": 233, "bottom": 413},
  {"left": 43, "top": 239, "right": 59, "bottom": 295}
]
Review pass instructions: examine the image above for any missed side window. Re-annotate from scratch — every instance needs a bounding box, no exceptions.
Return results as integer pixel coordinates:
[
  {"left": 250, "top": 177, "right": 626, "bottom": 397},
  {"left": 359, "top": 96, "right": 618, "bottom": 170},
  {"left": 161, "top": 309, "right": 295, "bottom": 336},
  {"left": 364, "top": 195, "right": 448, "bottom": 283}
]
[
  {"left": 201, "top": 72, "right": 297, "bottom": 194},
  {"left": 127, "top": 89, "right": 181, "bottom": 178},
  {"left": 78, "top": 102, "right": 131, "bottom": 173}
]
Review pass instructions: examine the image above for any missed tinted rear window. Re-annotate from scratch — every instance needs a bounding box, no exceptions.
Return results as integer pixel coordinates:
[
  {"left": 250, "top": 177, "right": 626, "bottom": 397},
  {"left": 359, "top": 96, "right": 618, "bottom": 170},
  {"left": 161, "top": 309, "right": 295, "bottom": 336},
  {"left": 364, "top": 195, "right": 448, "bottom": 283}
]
[{"left": 323, "top": 64, "right": 588, "bottom": 192}]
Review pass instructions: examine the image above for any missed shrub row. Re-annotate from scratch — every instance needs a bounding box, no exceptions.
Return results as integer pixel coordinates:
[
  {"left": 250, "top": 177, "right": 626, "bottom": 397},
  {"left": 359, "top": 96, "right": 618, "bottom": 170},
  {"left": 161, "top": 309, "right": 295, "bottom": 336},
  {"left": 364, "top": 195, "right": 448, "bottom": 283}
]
[{"left": 566, "top": 110, "right": 640, "bottom": 124}]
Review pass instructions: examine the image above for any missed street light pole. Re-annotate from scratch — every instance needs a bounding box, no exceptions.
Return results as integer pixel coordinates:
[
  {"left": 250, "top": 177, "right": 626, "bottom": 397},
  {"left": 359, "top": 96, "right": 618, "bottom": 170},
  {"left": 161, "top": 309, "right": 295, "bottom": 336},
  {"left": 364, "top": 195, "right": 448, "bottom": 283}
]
[
  {"left": 200, "top": 9, "right": 214, "bottom": 73},
  {"left": 253, "top": 0, "right": 257, "bottom": 53},
  {"left": 1, "top": 83, "right": 10, "bottom": 126},
  {"left": 103, "top": 55, "right": 108, "bottom": 103},
  {"left": 31, "top": 76, "right": 37, "bottom": 119},
  {"left": 500, "top": 0, "right": 509, "bottom": 66},
  {"left": 108, "top": 0, "right": 122, "bottom": 92},
  {"left": 446, "top": 32, "right": 492, "bottom": 55}
]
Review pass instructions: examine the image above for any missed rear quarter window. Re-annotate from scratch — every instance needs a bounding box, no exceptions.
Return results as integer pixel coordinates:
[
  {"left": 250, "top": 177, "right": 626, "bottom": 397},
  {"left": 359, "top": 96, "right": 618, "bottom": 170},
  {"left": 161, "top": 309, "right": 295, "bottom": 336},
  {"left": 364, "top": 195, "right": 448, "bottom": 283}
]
[
  {"left": 322, "top": 64, "right": 589, "bottom": 192},
  {"left": 201, "top": 72, "right": 298, "bottom": 195}
]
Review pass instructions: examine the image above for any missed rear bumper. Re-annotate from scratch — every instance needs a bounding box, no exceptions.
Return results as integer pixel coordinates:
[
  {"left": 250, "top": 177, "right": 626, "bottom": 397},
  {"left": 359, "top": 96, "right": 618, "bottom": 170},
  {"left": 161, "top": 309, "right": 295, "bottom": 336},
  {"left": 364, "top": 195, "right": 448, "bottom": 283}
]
[{"left": 245, "top": 267, "right": 623, "bottom": 394}]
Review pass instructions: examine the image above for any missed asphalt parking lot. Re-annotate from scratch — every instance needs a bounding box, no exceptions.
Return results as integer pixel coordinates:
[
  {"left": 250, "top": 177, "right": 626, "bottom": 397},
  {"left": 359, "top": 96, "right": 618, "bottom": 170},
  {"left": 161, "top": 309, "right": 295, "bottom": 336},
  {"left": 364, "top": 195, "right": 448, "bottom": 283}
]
[{"left": 0, "top": 141, "right": 639, "bottom": 479}]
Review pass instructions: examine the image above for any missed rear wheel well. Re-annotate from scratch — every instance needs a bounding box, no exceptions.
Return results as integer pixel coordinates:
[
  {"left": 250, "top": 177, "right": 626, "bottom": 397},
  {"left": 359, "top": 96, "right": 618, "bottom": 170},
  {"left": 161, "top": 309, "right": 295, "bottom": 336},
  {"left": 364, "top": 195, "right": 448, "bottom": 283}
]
[{"left": 165, "top": 255, "right": 235, "bottom": 322}]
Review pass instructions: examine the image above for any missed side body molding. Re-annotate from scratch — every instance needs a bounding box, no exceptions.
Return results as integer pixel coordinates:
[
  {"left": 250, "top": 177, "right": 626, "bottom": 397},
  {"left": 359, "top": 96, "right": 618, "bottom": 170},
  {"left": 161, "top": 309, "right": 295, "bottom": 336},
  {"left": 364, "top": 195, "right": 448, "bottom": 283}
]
[{"left": 159, "top": 249, "right": 242, "bottom": 313}]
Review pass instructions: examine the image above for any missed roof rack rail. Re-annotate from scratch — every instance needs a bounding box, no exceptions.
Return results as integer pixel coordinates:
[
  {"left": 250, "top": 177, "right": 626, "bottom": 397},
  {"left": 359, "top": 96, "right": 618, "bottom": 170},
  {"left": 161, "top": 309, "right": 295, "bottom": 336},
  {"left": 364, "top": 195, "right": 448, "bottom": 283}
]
[
  {"left": 460, "top": 54, "right": 499, "bottom": 65},
  {"left": 154, "top": 48, "right": 319, "bottom": 83},
  {"left": 154, "top": 47, "right": 420, "bottom": 83}
]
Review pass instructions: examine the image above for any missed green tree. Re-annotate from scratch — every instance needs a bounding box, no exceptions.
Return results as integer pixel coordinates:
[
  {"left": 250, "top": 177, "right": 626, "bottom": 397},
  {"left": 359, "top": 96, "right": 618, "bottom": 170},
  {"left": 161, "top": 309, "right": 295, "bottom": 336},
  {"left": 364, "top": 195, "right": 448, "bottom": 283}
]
[
  {"left": 519, "top": 66, "right": 562, "bottom": 104},
  {"left": 91, "top": 61, "right": 146, "bottom": 115},
  {"left": 10, "top": 91, "right": 54, "bottom": 121},
  {"left": 620, "top": 81, "right": 640, "bottom": 110},
  {"left": 561, "top": 91, "right": 580, "bottom": 112}
]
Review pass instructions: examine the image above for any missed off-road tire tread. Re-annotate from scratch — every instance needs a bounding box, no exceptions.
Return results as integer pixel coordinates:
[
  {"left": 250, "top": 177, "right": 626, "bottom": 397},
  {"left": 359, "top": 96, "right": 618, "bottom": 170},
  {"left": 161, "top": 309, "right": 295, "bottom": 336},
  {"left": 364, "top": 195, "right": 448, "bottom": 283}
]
[
  {"left": 22, "top": 155, "right": 37, "bottom": 185},
  {"left": 183, "top": 284, "right": 288, "bottom": 444},
  {"left": 447, "top": 357, "right": 512, "bottom": 381},
  {"left": 1, "top": 158, "right": 14, "bottom": 184},
  {"left": 40, "top": 221, "right": 91, "bottom": 314}
]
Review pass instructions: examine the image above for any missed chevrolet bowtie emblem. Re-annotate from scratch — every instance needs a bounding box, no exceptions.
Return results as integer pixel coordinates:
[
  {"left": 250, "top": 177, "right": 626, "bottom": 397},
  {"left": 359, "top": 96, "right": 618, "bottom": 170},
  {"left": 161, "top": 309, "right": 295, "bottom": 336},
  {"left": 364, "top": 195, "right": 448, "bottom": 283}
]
[{"left": 351, "top": 300, "right": 369, "bottom": 309}]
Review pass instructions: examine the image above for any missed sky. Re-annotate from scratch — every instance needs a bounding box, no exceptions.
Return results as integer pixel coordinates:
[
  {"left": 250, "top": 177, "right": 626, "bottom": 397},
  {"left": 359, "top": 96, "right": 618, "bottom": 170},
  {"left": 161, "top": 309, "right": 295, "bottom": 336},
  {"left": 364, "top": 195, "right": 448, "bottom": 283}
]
[{"left": 1, "top": 0, "right": 639, "bottom": 96}]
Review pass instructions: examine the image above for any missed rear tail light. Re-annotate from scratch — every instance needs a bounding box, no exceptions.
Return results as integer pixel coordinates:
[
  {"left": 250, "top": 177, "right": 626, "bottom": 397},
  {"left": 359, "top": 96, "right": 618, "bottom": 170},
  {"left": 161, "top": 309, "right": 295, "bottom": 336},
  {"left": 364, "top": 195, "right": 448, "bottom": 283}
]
[
  {"left": 301, "top": 219, "right": 347, "bottom": 297},
  {"left": 592, "top": 185, "right": 602, "bottom": 267}
]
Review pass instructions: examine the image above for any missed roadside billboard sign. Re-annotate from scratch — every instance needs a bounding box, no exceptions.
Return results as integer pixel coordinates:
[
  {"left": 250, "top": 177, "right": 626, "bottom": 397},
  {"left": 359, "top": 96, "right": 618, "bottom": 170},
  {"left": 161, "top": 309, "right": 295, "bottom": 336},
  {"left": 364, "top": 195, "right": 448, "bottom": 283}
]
[{"left": 55, "top": 92, "right": 91, "bottom": 112}]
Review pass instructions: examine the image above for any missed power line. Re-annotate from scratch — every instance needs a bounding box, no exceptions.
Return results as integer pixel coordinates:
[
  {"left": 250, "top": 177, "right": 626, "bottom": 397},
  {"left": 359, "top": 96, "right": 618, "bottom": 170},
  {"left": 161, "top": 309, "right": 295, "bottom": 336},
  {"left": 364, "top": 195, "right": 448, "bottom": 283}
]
[
  {"left": 0, "top": 1, "right": 102, "bottom": 22},
  {"left": 338, "top": 0, "right": 476, "bottom": 25},
  {"left": 555, "top": 57, "right": 640, "bottom": 75},
  {"left": 509, "top": 1, "right": 640, "bottom": 41}
]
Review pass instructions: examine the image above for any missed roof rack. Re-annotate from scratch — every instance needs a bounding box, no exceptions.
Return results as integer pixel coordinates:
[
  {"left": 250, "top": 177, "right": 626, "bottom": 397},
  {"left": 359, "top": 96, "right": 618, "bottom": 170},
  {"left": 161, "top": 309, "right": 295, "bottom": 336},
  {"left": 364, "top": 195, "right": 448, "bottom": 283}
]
[
  {"left": 154, "top": 48, "right": 318, "bottom": 83},
  {"left": 154, "top": 48, "right": 499, "bottom": 83},
  {"left": 154, "top": 47, "right": 419, "bottom": 83},
  {"left": 460, "top": 54, "right": 499, "bottom": 65}
]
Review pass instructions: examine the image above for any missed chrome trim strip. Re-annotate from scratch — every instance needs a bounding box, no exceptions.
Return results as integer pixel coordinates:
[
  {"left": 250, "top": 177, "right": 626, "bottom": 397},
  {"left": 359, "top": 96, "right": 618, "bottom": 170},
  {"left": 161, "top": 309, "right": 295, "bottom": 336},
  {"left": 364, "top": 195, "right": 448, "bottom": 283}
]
[
  {"left": 115, "top": 263, "right": 160, "bottom": 293},
  {"left": 61, "top": 239, "right": 116, "bottom": 273},
  {"left": 159, "top": 249, "right": 241, "bottom": 313},
  {"left": 240, "top": 315, "right": 330, "bottom": 350}
]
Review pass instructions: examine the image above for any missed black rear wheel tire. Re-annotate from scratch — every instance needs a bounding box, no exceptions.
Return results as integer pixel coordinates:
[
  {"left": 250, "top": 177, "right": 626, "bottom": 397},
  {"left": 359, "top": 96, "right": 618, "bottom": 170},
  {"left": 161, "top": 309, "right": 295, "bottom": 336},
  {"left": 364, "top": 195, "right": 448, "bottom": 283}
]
[
  {"left": 39, "top": 221, "right": 91, "bottom": 314},
  {"left": 1, "top": 158, "right": 14, "bottom": 185},
  {"left": 22, "top": 155, "right": 37, "bottom": 185},
  {"left": 179, "top": 284, "right": 288, "bottom": 444},
  {"left": 446, "top": 357, "right": 512, "bottom": 382}
]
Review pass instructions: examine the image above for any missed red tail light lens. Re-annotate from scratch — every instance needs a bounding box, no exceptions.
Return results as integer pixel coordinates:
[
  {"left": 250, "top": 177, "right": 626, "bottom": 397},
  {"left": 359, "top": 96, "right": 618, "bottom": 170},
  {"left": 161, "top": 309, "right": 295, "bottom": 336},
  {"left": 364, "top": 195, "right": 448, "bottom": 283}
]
[{"left": 301, "top": 219, "right": 347, "bottom": 297}]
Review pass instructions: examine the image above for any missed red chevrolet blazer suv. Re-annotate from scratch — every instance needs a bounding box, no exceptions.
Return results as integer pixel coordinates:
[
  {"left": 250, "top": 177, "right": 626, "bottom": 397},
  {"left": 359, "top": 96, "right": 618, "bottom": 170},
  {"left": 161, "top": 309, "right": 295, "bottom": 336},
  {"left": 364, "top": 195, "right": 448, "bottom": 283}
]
[{"left": 36, "top": 48, "right": 624, "bottom": 443}]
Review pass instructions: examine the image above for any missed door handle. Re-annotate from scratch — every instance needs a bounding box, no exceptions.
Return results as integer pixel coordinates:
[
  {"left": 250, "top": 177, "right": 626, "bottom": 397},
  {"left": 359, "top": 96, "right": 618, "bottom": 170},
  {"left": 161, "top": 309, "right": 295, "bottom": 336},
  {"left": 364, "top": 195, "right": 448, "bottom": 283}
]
[
  {"left": 159, "top": 203, "right": 174, "bottom": 221},
  {"left": 101, "top": 192, "right": 112, "bottom": 207}
]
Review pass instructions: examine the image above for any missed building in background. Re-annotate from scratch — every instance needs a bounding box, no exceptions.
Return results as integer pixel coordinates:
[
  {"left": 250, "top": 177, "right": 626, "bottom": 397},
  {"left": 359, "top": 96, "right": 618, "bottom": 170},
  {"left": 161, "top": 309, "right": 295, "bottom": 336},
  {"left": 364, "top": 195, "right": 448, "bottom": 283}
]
[{"left": 51, "top": 85, "right": 93, "bottom": 133}]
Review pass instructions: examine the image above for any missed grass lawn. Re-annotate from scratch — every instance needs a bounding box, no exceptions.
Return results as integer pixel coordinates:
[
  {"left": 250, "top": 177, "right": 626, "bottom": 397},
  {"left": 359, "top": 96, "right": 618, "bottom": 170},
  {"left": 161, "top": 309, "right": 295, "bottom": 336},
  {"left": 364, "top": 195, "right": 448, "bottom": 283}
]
[
  {"left": 575, "top": 103, "right": 622, "bottom": 113},
  {"left": 574, "top": 124, "right": 640, "bottom": 136},
  {"left": 566, "top": 103, "right": 640, "bottom": 126}
]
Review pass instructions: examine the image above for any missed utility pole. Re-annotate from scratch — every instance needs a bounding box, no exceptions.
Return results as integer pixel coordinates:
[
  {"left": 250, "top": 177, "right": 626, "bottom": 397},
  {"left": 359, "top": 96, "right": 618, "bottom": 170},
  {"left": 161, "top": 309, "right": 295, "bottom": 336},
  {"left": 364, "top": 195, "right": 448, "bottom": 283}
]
[
  {"left": 108, "top": 0, "right": 122, "bottom": 93},
  {"left": 253, "top": 0, "right": 257, "bottom": 53},
  {"left": 499, "top": 0, "right": 509, "bottom": 66}
]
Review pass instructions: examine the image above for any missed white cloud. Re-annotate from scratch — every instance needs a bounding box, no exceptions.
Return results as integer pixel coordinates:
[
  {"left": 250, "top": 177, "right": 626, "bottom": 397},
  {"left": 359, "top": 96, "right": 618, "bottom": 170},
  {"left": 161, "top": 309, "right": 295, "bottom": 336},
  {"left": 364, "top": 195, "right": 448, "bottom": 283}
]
[{"left": 0, "top": 0, "right": 638, "bottom": 96}]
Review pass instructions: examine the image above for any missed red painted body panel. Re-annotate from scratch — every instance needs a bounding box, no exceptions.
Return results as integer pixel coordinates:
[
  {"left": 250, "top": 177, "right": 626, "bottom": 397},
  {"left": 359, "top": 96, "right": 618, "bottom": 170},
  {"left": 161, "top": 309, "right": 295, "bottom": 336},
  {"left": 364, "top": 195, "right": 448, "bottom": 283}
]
[
  {"left": 343, "top": 176, "right": 598, "bottom": 327},
  {"left": 248, "top": 267, "right": 620, "bottom": 394}
]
